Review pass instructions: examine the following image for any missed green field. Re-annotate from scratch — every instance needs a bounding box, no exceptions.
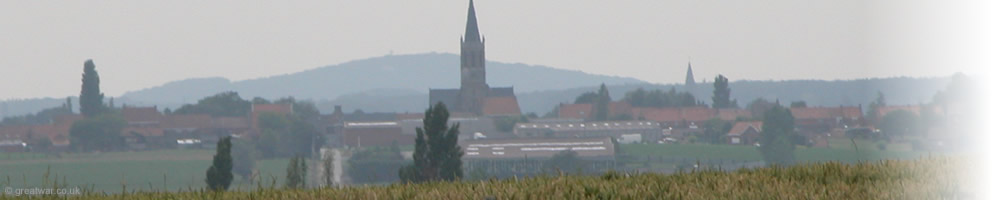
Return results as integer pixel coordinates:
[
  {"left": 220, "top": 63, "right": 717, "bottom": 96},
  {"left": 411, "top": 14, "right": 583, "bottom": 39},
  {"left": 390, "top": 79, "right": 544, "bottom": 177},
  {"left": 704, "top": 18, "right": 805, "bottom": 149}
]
[
  {"left": 621, "top": 139, "right": 935, "bottom": 163},
  {"left": 0, "top": 150, "right": 291, "bottom": 193},
  {"left": 0, "top": 139, "right": 943, "bottom": 194}
]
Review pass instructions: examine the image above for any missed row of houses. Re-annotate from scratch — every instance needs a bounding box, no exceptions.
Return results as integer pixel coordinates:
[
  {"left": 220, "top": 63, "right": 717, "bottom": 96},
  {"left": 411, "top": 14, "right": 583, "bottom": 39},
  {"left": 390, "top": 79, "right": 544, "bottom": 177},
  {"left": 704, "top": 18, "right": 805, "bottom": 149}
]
[
  {"left": 549, "top": 102, "right": 949, "bottom": 147},
  {"left": 557, "top": 102, "right": 869, "bottom": 129},
  {"left": 0, "top": 115, "right": 80, "bottom": 152},
  {"left": 118, "top": 106, "right": 255, "bottom": 149},
  {"left": 0, "top": 104, "right": 295, "bottom": 152}
]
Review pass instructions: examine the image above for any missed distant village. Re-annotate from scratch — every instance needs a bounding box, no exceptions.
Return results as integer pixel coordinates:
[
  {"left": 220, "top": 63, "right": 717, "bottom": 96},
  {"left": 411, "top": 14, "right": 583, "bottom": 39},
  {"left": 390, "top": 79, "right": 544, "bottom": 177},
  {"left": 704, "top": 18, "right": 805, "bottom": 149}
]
[{"left": 0, "top": 0, "right": 969, "bottom": 183}]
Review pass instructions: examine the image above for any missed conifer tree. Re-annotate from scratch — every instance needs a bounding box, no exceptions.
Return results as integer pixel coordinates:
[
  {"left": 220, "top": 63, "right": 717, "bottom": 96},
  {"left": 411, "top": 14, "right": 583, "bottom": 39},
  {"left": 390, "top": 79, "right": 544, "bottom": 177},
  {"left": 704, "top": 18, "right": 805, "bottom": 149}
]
[{"left": 206, "top": 136, "right": 234, "bottom": 190}]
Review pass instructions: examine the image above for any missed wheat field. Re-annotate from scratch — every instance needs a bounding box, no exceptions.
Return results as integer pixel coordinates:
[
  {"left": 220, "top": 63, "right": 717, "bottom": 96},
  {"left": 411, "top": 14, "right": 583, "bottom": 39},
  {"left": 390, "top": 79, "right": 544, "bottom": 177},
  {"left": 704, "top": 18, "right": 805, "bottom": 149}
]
[{"left": 0, "top": 157, "right": 969, "bottom": 200}]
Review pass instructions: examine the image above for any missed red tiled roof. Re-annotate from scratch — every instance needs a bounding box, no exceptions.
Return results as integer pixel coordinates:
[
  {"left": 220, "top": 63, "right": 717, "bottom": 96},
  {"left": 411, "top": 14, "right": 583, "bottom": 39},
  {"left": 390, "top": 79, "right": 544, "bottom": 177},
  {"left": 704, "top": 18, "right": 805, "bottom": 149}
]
[
  {"left": 20, "top": 125, "right": 72, "bottom": 146},
  {"left": 121, "top": 107, "right": 162, "bottom": 123},
  {"left": 211, "top": 117, "right": 250, "bottom": 129},
  {"left": 482, "top": 97, "right": 522, "bottom": 116},
  {"left": 841, "top": 107, "right": 863, "bottom": 119},
  {"left": 163, "top": 114, "right": 213, "bottom": 129},
  {"left": 790, "top": 106, "right": 863, "bottom": 120},
  {"left": 123, "top": 127, "right": 164, "bottom": 137},
  {"left": 717, "top": 109, "right": 751, "bottom": 121},
  {"left": 633, "top": 107, "right": 714, "bottom": 122},
  {"left": 608, "top": 102, "right": 633, "bottom": 117},
  {"left": 30, "top": 125, "right": 59, "bottom": 139},
  {"left": 52, "top": 114, "right": 83, "bottom": 126},
  {"left": 790, "top": 108, "right": 831, "bottom": 119},
  {"left": 558, "top": 104, "right": 592, "bottom": 119},
  {"left": 876, "top": 105, "right": 921, "bottom": 118},
  {"left": 728, "top": 121, "right": 762, "bottom": 136},
  {"left": 0, "top": 123, "right": 76, "bottom": 146},
  {"left": 557, "top": 102, "right": 632, "bottom": 120},
  {"left": 0, "top": 125, "right": 34, "bottom": 139}
]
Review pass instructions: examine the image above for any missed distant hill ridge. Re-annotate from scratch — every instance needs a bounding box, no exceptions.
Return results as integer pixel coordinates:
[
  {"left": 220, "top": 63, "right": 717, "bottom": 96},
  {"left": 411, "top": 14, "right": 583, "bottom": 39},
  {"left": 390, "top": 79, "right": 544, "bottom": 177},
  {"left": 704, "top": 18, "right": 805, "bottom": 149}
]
[
  {"left": 0, "top": 53, "right": 952, "bottom": 116},
  {"left": 118, "top": 52, "right": 646, "bottom": 106}
]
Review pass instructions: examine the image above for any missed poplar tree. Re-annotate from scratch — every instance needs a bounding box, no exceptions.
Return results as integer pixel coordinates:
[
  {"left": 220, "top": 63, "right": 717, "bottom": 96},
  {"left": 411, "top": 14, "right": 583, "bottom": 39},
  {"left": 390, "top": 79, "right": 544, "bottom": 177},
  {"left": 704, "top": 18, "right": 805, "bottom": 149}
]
[
  {"left": 758, "top": 105, "right": 796, "bottom": 166},
  {"left": 285, "top": 155, "right": 307, "bottom": 188},
  {"left": 592, "top": 84, "right": 611, "bottom": 121},
  {"left": 79, "top": 60, "right": 105, "bottom": 117},
  {"left": 712, "top": 74, "right": 734, "bottom": 109},
  {"left": 399, "top": 102, "right": 463, "bottom": 182}
]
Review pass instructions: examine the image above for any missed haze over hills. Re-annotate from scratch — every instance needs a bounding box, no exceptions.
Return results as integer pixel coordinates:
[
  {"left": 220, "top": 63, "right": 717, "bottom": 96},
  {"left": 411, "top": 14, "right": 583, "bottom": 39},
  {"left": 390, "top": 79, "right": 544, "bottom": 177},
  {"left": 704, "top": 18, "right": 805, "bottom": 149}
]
[
  {"left": 315, "top": 76, "right": 951, "bottom": 114},
  {"left": 1, "top": 53, "right": 646, "bottom": 116},
  {"left": 0, "top": 52, "right": 955, "bottom": 117}
]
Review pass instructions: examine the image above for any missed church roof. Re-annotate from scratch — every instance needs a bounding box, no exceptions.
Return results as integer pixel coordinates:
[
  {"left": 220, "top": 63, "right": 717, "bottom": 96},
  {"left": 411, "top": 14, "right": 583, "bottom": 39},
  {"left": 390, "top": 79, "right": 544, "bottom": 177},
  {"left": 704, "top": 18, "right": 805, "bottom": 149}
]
[
  {"left": 464, "top": 0, "right": 481, "bottom": 43},
  {"left": 429, "top": 87, "right": 517, "bottom": 113},
  {"left": 488, "top": 87, "right": 515, "bottom": 97},
  {"left": 482, "top": 96, "right": 521, "bottom": 116}
]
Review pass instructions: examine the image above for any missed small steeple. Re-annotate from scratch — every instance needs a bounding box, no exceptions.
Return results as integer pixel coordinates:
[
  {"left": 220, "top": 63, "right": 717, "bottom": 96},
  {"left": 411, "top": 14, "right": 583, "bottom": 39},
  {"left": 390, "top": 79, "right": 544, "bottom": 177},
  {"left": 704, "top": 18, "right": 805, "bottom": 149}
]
[
  {"left": 464, "top": 0, "right": 481, "bottom": 43},
  {"left": 685, "top": 61, "right": 696, "bottom": 87}
]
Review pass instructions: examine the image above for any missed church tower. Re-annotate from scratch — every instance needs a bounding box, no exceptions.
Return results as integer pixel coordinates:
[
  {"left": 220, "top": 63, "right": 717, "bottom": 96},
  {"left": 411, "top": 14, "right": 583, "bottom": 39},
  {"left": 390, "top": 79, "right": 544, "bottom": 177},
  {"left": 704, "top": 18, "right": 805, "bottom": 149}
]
[
  {"left": 458, "top": 0, "right": 489, "bottom": 114},
  {"left": 684, "top": 61, "right": 696, "bottom": 91}
]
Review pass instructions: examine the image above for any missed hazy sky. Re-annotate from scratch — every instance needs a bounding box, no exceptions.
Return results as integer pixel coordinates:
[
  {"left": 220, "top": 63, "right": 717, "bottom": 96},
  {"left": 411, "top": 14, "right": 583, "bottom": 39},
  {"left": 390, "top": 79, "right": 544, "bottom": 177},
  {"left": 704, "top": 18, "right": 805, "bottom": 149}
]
[{"left": 0, "top": 0, "right": 994, "bottom": 100}]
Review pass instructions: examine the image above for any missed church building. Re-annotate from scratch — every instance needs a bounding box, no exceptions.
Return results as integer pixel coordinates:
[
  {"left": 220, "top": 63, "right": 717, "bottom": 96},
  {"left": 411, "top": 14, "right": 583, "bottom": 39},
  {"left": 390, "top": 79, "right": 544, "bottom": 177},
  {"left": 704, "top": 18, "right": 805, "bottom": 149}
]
[{"left": 429, "top": 0, "right": 521, "bottom": 116}]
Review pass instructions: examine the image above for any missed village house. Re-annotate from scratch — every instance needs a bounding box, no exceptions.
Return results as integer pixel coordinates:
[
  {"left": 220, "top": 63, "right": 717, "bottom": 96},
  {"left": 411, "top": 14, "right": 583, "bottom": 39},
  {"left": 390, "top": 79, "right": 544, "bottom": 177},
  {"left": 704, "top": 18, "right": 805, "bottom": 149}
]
[
  {"left": 322, "top": 106, "right": 411, "bottom": 148},
  {"left": 120, "top": 106, "right": 164, "bottom": 149},
  {"left": 789, "top": 106, "right": 864, "bottom": 137},
  {"left": 726, "top": 121, "right": 762, "bottom": 145}
]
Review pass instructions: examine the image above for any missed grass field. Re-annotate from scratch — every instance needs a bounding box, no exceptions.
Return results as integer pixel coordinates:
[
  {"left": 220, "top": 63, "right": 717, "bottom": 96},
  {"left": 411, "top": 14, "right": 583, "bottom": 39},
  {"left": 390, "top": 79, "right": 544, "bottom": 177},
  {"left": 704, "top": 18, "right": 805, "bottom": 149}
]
[
  {"left": 2, "top": 157, "right": 967, "bottom": 199},
  {"left": 0, "top": 150, "right": 292, "bottom": 193},
  {"left": 621, "top": 140, "right": 935, "bottom": 163},
  {"left": 0, "top": 139, "right": 943, "bottom": 194}
]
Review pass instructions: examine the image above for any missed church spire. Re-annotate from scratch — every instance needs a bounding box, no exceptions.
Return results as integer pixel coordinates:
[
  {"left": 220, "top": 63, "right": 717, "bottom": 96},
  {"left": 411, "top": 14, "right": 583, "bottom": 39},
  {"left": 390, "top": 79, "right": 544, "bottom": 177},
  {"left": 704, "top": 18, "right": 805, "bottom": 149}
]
[
  {"left": 464, "top": 0, "right": 481, "bottom": 43},
  {"left": 685, "top": 61, "right": 696, "bottom": 87}
]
